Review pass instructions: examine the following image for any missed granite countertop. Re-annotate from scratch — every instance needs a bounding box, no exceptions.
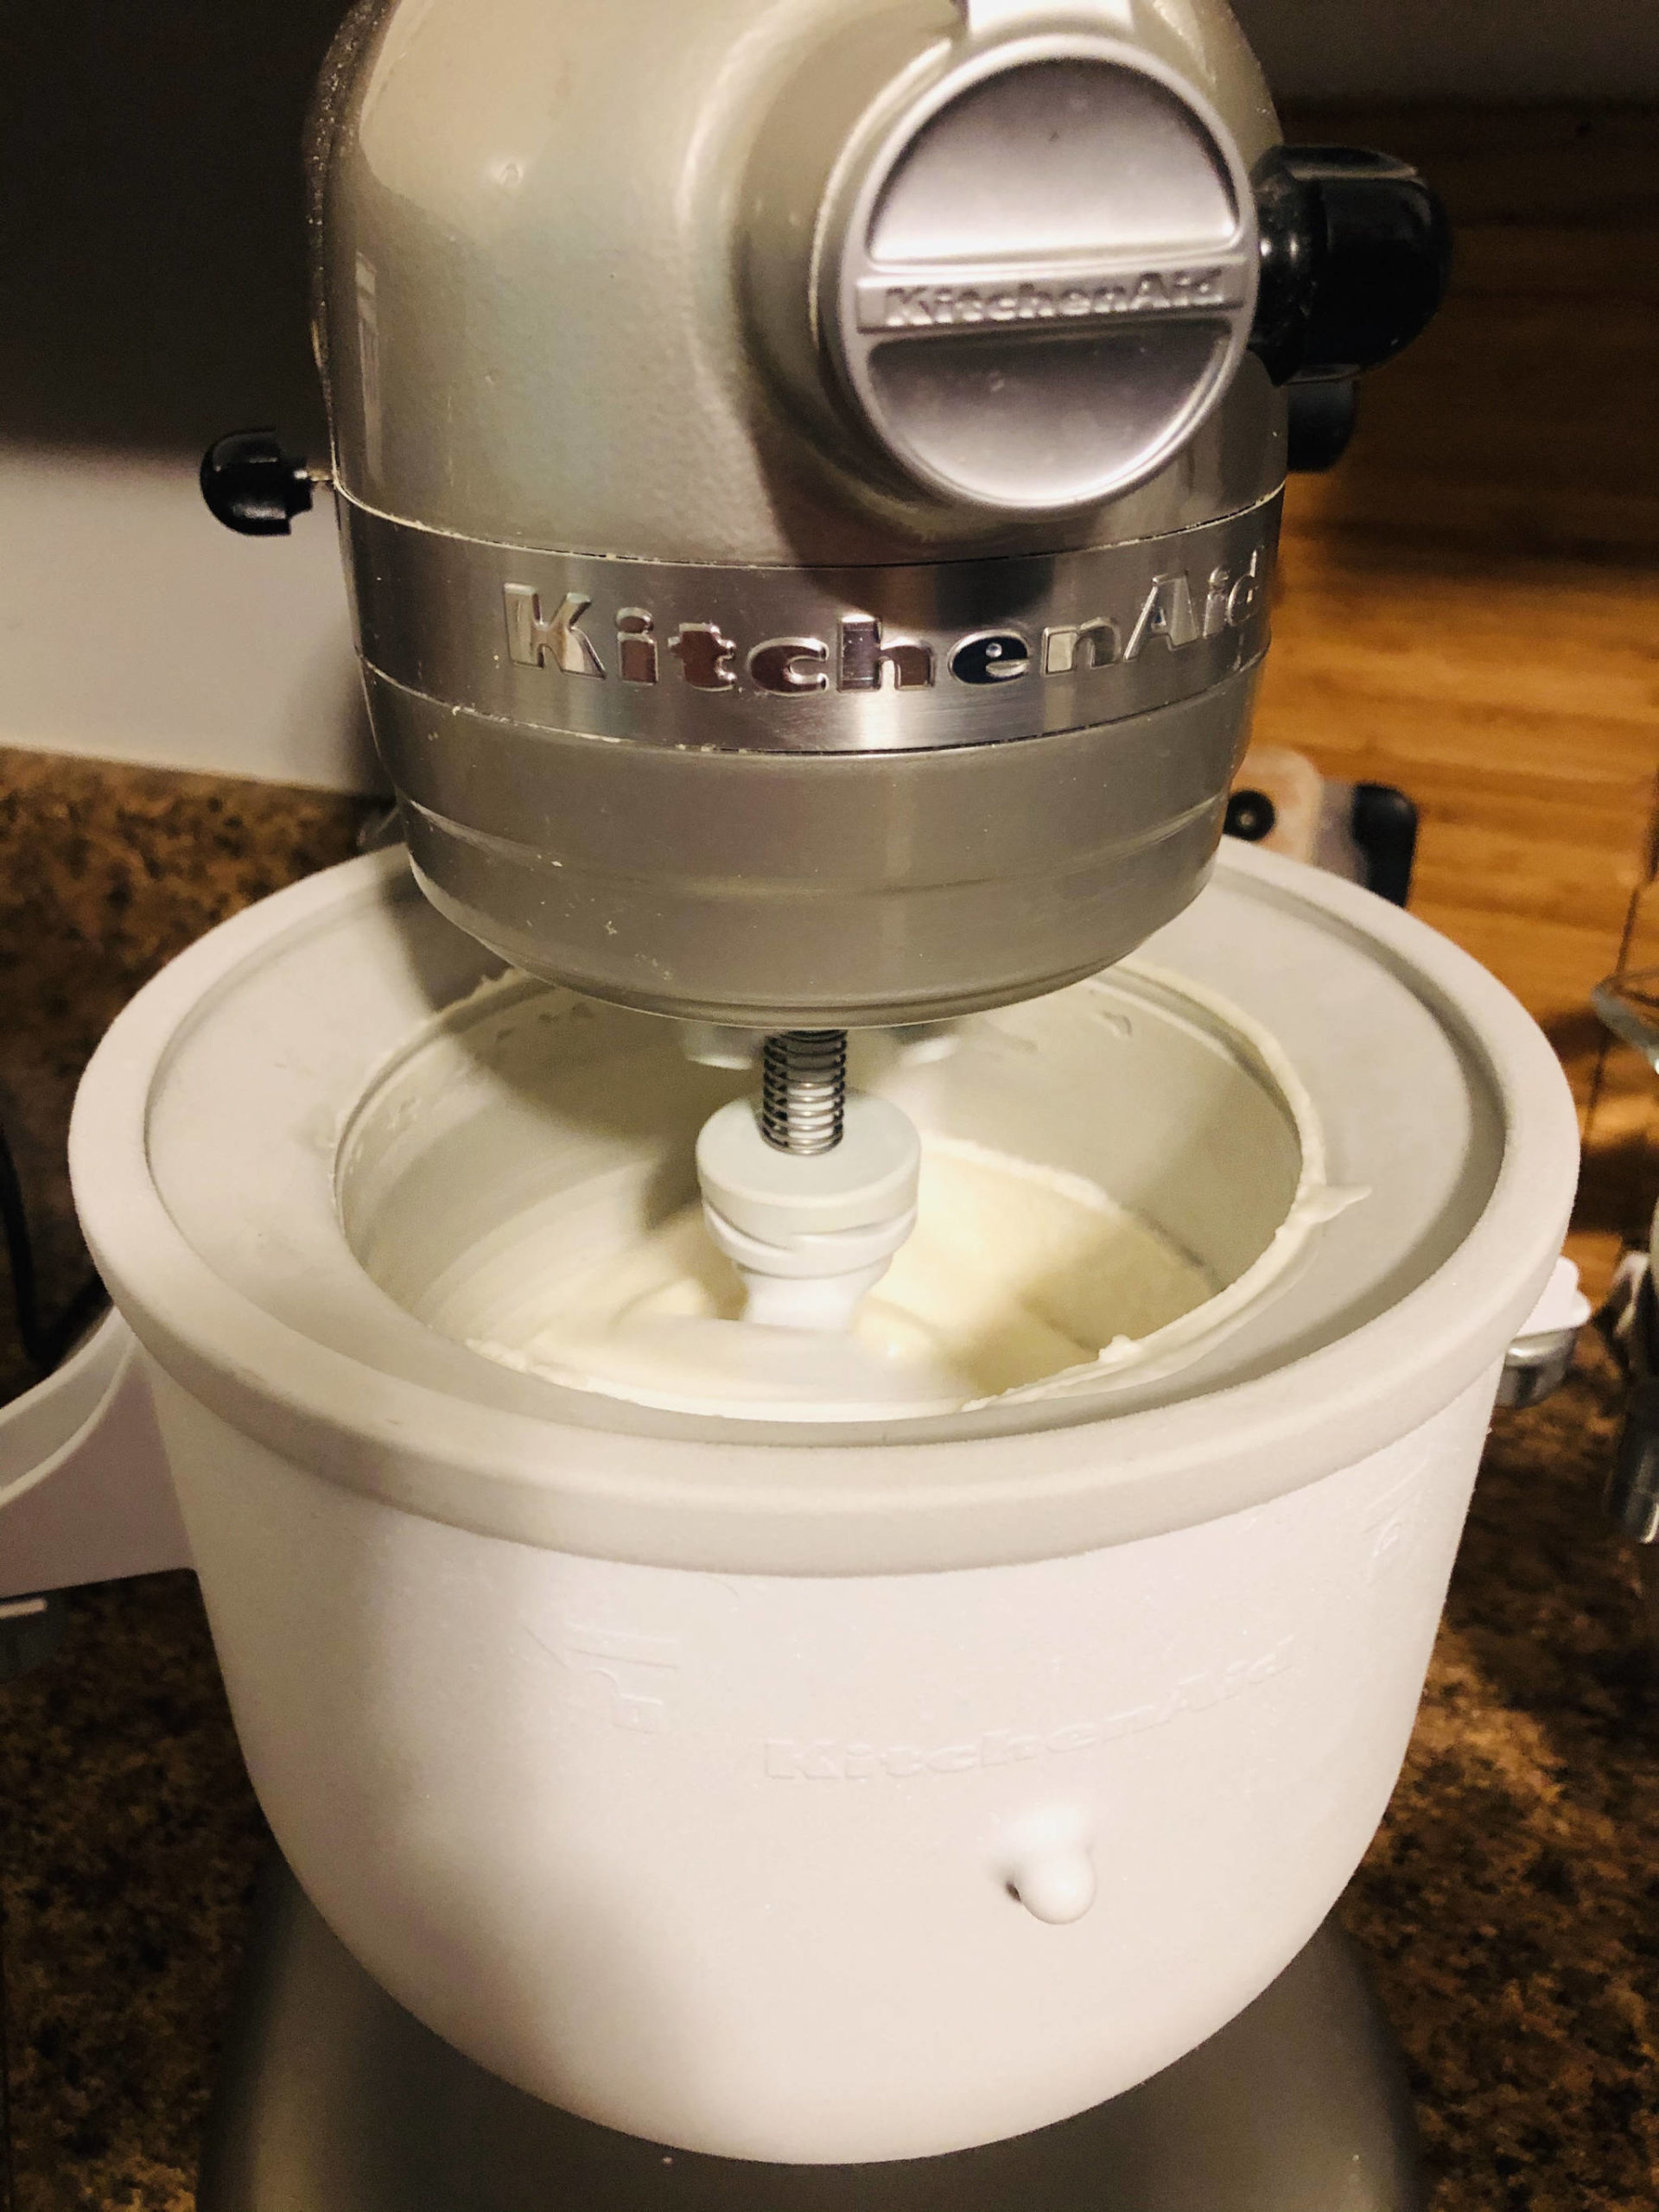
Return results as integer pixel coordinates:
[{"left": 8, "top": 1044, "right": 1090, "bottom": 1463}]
[
  {"left": 0, "top": 747, "right": 375, "bottom": 1408},
  {"left": 0, "top": 746, "right": 1656, "bottom": 2212}
]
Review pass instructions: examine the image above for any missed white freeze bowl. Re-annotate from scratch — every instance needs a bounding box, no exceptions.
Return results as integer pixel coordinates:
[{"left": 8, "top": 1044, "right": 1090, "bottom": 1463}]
[{"left": 69, "top": 840, "right": 1577, "bottom": 2162}]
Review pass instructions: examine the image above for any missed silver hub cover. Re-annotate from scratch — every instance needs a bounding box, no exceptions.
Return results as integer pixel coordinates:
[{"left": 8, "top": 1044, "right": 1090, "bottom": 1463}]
[{"left": 826, "top": 37, "right": 1260, "bottom": 512}]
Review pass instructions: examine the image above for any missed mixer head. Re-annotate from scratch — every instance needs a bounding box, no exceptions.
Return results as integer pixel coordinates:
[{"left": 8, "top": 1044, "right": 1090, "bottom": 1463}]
[{"left": 207, "top": 0, "right": 1446, "bottom": 1041}]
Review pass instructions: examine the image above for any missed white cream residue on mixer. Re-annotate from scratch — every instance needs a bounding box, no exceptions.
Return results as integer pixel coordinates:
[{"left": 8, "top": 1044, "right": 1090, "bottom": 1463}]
[
  {"left": 982, "top": 961, "right": 1371, "bottom": 1414},
  {"left": 346, "top": 956, "right": 1371, "bottom": 1425},
  {"left": 461, "top": 1135, "right": 1222, "bottom": 1420}
]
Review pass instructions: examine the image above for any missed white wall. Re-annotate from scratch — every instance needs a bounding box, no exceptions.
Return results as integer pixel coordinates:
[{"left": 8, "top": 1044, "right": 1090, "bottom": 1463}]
[
  {"left": 1230, "top": 0, "right": 1659, "bottom": 101},
  {"left": 0, "top": 0, "right": 363, "bottom": 788},
  {"left": 0, "top": 446, "right": 376, "bottom": 792}
]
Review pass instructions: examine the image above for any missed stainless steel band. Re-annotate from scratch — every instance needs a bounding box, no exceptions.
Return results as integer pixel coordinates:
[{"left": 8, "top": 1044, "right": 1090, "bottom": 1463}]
[
  {"left": 339, "top": 491, "right": 1281, "bottom": 757},
  {"left": 373, "top": 661, "right": 1263, "bottom": 1027}
]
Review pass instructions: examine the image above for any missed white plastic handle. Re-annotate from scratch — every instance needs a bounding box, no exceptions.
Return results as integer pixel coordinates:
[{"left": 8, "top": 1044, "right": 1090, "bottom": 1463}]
[{"left": 0, "top": 1311, "right": 189, "bottom": 1597}]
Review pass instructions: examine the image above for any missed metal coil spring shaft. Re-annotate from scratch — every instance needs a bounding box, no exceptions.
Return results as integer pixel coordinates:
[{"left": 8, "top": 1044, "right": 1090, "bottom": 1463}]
[{"left": 760, "top": 1030, "right": 847, "bottom": 1155}]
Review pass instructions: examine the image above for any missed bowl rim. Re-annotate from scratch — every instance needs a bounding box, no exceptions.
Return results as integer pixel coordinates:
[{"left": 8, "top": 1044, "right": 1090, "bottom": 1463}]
[{"left": 68, "top": 841, "right": 1580, "bottom": 1574}]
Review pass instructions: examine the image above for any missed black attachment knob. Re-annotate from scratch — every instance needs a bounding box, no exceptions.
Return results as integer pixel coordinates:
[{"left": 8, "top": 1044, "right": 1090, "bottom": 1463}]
[
  {"left": 1287, "top": 379, "right": 1359, "bottom": 474},
  {"left": 1224, "top": 788, "right": 1277, "bottom": 844},
  {"left": 1251, "top": 148, "right": 1452, "bottom": 388},
  {"left": 200, "top": 429, "right": 315, "bottom": 536}
]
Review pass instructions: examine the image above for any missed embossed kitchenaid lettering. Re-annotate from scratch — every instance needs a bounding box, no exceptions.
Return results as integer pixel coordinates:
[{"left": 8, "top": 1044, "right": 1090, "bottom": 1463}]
[
  {"left": 502, "top": 550, "right": 1265, "bottom": 698},
  {"left": 854, "top": 257, "right": 1250, "bottom": 333},
  {"left": 764, "top": 1637, "right": 1295, "bottom": 1783}
]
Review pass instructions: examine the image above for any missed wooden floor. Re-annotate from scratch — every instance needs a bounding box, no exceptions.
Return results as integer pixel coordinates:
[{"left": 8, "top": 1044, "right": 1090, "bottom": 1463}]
[{"left": 1255, "top": 105, "right": 1659, "bottom": 1299}]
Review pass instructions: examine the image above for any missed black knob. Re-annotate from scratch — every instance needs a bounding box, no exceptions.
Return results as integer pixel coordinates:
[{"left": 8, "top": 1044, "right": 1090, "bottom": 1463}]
[
  {"left": 200, "top": 429, "right": 315, "bottom": 536},
  {"left": 1287, "top": 379, "right": 1359, "bottom": 473},
  {"left": 1251, "top": 148, "right": 1452, "bottom": 388},
  {"left": 1224, "top": 789, "right": 1277, "bottom": 844}
]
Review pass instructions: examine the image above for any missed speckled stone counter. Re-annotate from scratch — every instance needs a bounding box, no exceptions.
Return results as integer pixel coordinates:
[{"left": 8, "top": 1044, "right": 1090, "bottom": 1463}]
[
  {"left": 0, "top": 747, "right": 374, "bottom": 1408},
  {"left": 1, "top": 750, "right": 1655, "bottom": 2212},
  {"left": 0, "top": 747, "right": 372, "bottom": 2210}
]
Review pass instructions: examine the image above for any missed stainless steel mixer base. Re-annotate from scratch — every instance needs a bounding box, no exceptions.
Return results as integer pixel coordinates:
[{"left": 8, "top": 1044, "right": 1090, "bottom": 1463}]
[{"left": 199, "top": 1855, "right": 1425, "bottom": 2210}]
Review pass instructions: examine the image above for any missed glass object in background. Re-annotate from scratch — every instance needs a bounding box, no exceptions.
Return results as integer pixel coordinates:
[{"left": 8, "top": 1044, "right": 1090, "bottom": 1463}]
[{"left": 1592, "top": 969, "right": 1659, "bottom": 1071}]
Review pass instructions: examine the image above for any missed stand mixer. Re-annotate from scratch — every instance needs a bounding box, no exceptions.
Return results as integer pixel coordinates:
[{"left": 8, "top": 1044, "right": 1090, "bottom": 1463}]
[
  {"left": 202, "top": 0, "right": 1452, "bottom": 1403},
  {"left": 65, "top": 0, "right": 1579, "bottom": 2203}
]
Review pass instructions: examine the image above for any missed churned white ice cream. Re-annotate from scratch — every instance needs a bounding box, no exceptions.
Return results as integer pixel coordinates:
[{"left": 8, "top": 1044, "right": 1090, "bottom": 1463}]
[{"left": 462, "top": 1135, "right": 1217, "bottom": 1418}]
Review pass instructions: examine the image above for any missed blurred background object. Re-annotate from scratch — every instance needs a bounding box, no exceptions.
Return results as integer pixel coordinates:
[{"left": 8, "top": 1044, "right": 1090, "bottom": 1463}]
[{"left": 1225, "top": 746, "right": 1419, "bottom": 906}]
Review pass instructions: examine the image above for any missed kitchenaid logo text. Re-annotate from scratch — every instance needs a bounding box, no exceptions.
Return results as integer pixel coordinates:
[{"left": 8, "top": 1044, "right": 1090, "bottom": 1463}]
[
  {"left": 764, "top": 1637, "right": 1294, "bottom": 1783},
  {"left": 855, "top": 257, "right": 1250, "bottom": 333},
  {"left": 503, "top": 549, "right": 1264, "bottom": 699}
]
